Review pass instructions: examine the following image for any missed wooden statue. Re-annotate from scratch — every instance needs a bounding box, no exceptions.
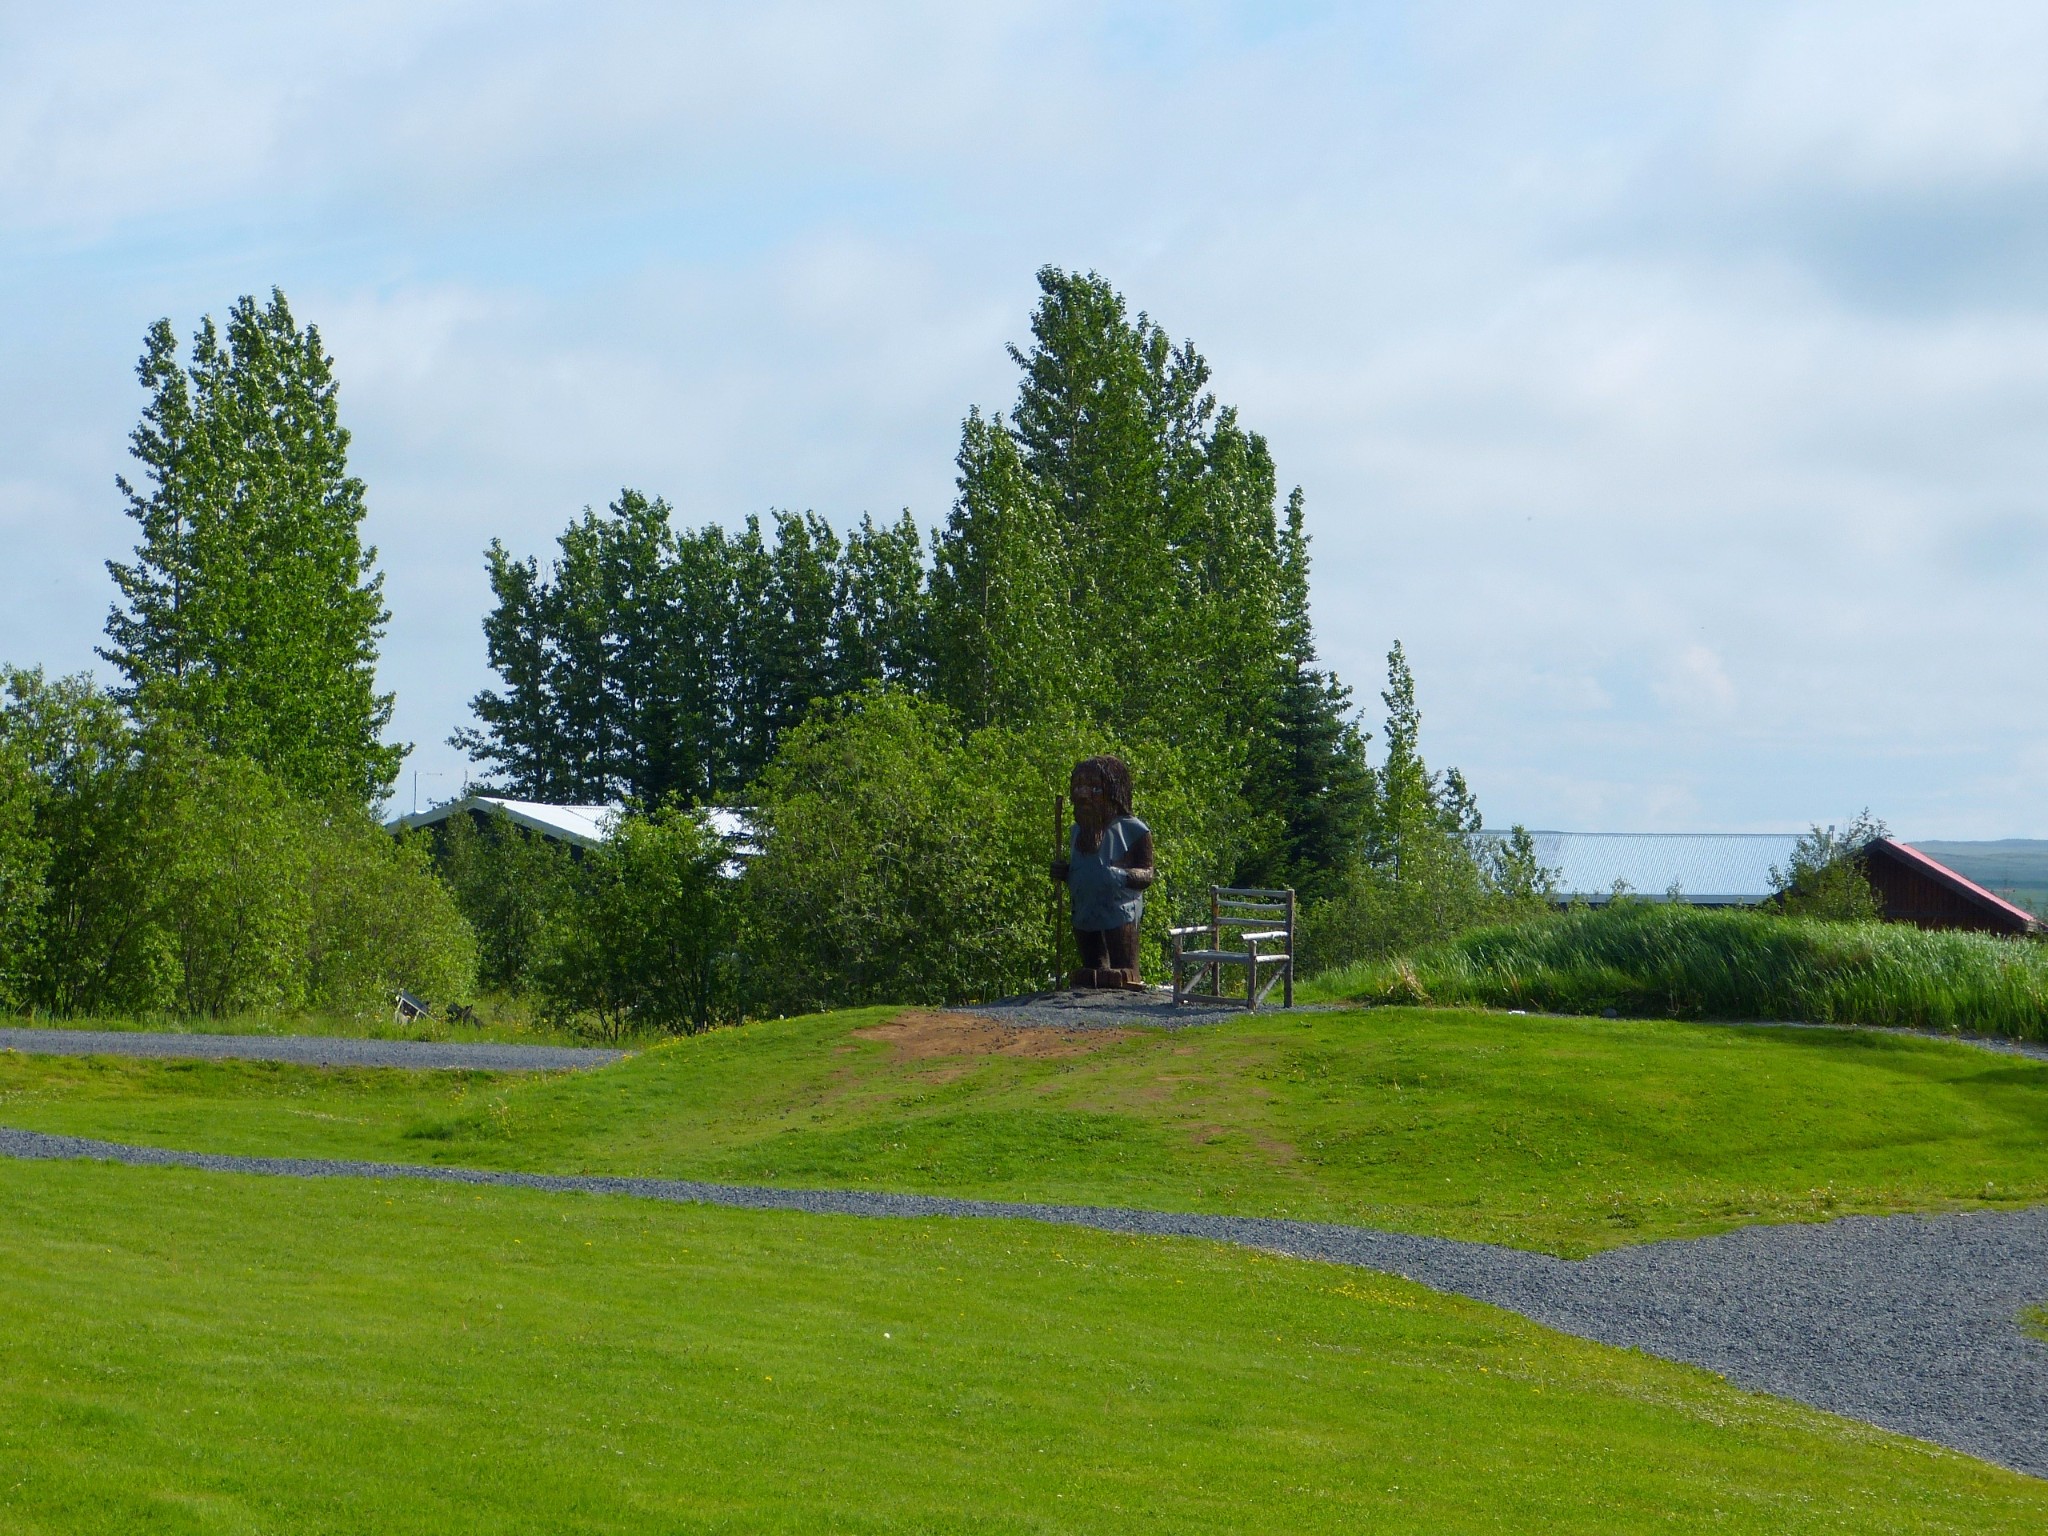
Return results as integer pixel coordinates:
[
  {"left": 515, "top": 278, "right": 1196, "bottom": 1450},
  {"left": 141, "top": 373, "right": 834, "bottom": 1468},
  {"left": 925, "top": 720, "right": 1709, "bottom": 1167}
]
[{"left": 1049, "top": 755, "right": 1155, "bottom": 990}]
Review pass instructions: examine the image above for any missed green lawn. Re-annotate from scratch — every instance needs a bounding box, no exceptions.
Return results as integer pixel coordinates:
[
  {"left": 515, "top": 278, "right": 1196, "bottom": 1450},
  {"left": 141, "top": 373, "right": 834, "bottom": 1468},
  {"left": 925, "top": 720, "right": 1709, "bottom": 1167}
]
[
  {"left": 1, "top": 994, "right": 604, "bottom": 1049},
  {"left": 2, "top": 1156, "right": 2041, "bottom": 1533},
  {"left": 7, "top": 1004, "right": 2048, "bottom": 1255}
]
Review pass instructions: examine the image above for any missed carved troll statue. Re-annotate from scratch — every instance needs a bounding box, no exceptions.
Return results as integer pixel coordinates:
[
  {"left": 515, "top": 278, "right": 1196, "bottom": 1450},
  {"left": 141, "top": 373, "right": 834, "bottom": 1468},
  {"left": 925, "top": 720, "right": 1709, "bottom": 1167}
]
[{"left": 1050, "top": 755, "right": 1155, "bottom": 990}]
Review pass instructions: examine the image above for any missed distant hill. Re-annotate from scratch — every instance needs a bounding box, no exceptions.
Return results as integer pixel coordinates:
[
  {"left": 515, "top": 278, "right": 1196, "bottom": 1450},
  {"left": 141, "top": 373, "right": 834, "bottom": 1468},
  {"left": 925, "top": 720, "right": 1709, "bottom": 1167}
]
[{"left": 1906, "top": 840, "right": 2048, "bottom": 917}]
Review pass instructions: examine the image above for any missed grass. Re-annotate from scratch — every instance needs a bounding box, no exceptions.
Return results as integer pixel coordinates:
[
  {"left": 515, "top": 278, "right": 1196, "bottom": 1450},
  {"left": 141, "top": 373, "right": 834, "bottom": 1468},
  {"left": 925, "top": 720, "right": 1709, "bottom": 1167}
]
[
  {"left": 3, "top": 1155, "right": 2044, "bottom": 1533},
  {"left": 1, "top": 993, "right": 624, "bottom": 1049},
  {"left": 1302, "top": 903, "right": 2048, "bottom": 1040},
  {"left": 8, "top": 1004, "right": 2048, "bottom": 1256}
]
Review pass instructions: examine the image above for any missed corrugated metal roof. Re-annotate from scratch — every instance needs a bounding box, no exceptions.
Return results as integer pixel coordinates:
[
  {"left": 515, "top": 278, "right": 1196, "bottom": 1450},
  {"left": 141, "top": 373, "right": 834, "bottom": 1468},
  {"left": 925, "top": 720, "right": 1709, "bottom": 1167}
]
[
  {"left": 1483, "top": 830, "right": 1804, "bottom": 905},
  {"left": 390, "top": 795, "right": 617, "bottom": 848},
  {"left": 387, "top": 797, "right": 758, "bottom": 872}
]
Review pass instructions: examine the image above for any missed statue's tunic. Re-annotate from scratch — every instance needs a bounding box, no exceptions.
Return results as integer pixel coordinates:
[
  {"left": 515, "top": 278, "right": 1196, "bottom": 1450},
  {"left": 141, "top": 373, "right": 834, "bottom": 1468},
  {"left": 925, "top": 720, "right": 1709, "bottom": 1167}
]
[{"left": 1068, "top": 815, "right": 1151, "bottom": 931}]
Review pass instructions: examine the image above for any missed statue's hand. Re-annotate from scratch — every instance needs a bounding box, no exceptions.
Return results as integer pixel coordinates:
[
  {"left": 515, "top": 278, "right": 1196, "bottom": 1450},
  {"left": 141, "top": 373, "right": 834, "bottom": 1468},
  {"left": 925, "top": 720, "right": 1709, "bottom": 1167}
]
[
  {"left": 1050, "top": 858, "right": 1070, "bottom": 883},
  {"left": 1121, "top": 865, "right": 1156, "bottom": 891}
]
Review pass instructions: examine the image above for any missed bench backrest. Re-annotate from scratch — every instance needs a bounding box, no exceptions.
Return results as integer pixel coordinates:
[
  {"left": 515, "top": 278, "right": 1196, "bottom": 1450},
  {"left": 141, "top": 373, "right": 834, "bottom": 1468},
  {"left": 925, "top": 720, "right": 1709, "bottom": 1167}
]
[{"left": 1209, "top": 886, "right": 1296, "bottom": 947}]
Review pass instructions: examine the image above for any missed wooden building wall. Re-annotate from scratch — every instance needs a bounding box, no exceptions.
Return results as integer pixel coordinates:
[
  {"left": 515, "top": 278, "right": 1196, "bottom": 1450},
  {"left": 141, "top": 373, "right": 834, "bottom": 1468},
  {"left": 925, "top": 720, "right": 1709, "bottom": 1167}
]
[{"left": 1865, "top": 842, "right": 2036, "bottom": 936}]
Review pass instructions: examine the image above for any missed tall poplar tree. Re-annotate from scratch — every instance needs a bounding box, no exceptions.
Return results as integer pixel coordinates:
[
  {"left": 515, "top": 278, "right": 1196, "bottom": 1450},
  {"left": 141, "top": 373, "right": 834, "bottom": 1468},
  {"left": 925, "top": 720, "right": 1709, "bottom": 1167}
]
[{"left": 102, "top": 290, "right": 402, "bottom": 806}]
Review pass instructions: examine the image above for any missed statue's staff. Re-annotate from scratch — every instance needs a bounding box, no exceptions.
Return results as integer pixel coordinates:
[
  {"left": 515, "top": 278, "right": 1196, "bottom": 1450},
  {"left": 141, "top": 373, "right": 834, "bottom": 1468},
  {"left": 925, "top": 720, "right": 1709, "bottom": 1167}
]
[{"left": 1051, "top": 791, "right": 1066, "bottom": 986}]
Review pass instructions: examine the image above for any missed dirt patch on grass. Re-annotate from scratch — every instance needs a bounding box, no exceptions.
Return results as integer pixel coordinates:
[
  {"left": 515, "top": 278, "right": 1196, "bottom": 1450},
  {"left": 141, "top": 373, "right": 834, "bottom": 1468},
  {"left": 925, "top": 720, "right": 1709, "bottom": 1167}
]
[{"left": 854, "top": 1011, "right": 1135, "bottom": 1062}]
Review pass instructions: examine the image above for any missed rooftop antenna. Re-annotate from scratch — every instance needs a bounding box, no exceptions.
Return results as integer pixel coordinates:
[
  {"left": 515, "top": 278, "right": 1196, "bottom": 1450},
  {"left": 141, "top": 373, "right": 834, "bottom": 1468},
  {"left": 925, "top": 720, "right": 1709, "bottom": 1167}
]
[{"left": 413, "top": 771, "right": 447, "bottom": 817}]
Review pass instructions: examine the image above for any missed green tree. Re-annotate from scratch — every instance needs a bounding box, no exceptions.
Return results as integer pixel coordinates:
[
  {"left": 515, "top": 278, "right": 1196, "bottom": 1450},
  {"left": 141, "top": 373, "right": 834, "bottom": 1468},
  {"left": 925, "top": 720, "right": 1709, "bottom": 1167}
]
[
  {"left": 305, "top": 815, "right": 477, "bottom": 1015},
  {"left": 1299, "top": 645, "right": 1541, "bottom": 973},
  {"left": 536, "top": 806, "right": 734, "bottom": 1039},
  {"left": 929, "top": 268, "right": 1290, "bottom": 760},
  {"left": 101, "top": 290, "right": 403, "bottom": 807},
  {"left": 0, "top": 725, "right": 48, "bottom": 1011},
  {"left": 1238, "top": 490, "right": 1374, "bottom": 903},
  {"left": 740, "top": 688, "right": 1235, "bottom": 1013},
  {"left": 1771, "top": 812, "right": 1889, "bottom": 923},
  {"left": 432, "top": 808, "right": 579, "bottom": 995}
]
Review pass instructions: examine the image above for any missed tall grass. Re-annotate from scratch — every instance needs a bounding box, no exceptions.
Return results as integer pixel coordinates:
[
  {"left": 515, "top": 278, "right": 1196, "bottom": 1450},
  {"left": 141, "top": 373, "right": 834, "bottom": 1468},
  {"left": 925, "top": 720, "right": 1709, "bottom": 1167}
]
[{"left": 1306, "top": 902, "right": 2048, "bottom": 1040}]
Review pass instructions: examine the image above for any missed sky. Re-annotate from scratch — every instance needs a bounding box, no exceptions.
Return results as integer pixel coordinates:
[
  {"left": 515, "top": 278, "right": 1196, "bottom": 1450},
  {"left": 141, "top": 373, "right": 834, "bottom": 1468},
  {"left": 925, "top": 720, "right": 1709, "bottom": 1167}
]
[{"left": 3, "top": 1, "right": 2045, "bottom": 836}]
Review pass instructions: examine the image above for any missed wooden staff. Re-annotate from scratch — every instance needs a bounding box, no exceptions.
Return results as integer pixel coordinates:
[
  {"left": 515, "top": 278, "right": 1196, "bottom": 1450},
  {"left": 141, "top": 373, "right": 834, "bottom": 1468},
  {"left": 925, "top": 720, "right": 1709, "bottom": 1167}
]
[{"left": 1052, "top": 791, "right": 1066, "bottom": 987}]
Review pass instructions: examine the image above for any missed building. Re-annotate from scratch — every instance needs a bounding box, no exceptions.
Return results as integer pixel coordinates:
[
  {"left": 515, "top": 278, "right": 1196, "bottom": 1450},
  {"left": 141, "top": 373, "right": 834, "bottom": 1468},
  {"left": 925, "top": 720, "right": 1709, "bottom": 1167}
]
[
  {"left": 386, "top": 794, "right": 756, "bottom": 872},
  {"left": 387, "top": 794, "right": 618, "bottom": 848},
  {"left": 1862, "top": 838, "right": 2040, "bottom": 936}
]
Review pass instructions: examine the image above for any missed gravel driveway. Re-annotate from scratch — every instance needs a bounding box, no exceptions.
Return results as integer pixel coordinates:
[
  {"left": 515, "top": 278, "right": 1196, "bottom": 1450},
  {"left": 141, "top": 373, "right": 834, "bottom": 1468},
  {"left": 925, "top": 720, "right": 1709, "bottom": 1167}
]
[
  {"left": 0, "top": 1028, "right": 623, "bottom": 1072},
  {"left": 3, "top": 1125, "right": 2042, "bottom": 1476}
]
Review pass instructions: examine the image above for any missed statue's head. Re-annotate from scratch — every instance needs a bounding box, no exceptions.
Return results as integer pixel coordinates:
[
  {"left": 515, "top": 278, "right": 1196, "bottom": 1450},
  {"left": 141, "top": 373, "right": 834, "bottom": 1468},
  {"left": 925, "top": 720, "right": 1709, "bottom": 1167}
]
[{"left": 1070, "top": 755, "right": 1133, "bottom": 829}]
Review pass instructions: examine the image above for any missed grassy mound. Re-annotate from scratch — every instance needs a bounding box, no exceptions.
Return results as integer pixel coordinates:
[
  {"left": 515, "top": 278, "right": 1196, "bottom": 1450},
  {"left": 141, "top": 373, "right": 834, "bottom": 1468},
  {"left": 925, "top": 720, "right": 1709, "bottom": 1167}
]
[
  {"left": 8, "top": 1004, "right": 2048, "bottom": 1255},
  {"left": 4, "top": 1157, "right": 2044, "bottom": 1533},
  {"left": 1305, "top": 903, "right": 2048, "bottom": 1039}
]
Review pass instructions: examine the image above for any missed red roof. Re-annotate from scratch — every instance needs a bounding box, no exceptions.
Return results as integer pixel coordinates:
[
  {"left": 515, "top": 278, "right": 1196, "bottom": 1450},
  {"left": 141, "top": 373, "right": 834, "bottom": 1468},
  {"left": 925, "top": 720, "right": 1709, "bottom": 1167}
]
[{"left": 1880, "top": 839, "right": 2042, "bottom": 931}]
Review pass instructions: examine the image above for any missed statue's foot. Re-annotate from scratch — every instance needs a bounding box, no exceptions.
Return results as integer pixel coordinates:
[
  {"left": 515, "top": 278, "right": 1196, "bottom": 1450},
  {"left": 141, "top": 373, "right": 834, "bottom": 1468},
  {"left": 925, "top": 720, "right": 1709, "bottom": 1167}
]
[
  {"left": 1118, "top": 969, "right": 1145, "bottom": 990},
  {"left": 1069, "top": 968, "right": 1099, "bottom": 990}
]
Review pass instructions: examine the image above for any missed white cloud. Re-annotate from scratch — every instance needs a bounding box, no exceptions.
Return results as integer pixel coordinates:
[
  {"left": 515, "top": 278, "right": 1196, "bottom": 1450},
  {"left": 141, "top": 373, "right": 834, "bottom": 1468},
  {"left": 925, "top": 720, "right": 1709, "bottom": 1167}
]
[{"left": 5, "top": 2, "right": 2048, "bottom": 834}]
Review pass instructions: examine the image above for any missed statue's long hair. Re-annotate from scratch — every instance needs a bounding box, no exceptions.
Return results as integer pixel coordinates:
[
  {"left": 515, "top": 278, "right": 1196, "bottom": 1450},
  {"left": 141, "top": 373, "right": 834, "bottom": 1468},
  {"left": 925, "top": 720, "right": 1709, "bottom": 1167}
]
[{"left": 1076, "top": 755, "right": 1134, "bottom": 820}]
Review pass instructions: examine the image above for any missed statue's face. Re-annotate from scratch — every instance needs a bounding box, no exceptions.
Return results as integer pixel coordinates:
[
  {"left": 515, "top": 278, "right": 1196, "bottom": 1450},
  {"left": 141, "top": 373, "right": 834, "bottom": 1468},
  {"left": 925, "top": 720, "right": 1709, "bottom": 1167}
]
[{"left": 1071, "top": 765, "right": 1108, "bottom": 829}]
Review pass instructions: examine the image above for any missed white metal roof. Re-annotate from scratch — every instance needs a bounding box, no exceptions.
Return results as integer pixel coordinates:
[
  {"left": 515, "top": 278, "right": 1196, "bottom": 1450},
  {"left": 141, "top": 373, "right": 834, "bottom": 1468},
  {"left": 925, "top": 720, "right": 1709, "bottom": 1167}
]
[
  {"left": 388, "top": 797, "right": 757, "bottom": 871},
  {"left": 1482, "top": 830, "right": 1805, "bottom": 906},
  {"left": 388, "top": 795, "right": 618, "bottom": 847}
]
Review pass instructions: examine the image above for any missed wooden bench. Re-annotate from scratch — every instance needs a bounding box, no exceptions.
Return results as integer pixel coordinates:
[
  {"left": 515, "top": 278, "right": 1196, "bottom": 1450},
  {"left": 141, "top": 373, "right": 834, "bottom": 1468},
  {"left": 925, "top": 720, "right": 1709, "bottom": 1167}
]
[{"left": 1170, "top": 886, "right": 1296, "bottom": 1011}]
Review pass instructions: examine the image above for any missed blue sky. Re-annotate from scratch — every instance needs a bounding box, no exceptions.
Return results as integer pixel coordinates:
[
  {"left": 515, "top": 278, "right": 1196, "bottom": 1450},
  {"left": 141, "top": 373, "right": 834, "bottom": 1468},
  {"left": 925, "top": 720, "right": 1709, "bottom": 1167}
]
[{"left": 4, "top": 1, "right": 2046, "bottom": 835}]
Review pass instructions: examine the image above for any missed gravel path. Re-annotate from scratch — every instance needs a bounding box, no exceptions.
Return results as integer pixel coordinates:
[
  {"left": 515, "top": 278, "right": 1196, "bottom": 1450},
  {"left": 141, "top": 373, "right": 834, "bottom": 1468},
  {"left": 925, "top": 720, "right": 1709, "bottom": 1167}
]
[
  {"left": 0, "top": 1028, "right": 623, "bottom": 1072},
  {"left": 4, "top": 1125, "right": 2043, "bottom": 1475}
]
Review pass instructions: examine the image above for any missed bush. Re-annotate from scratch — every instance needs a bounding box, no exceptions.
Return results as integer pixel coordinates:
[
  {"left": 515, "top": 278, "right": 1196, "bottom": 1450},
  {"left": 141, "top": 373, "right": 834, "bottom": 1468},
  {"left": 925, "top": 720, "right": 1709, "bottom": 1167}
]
[
  {"left": 1315, "top": 901, "right": 2048, "bottom": 1039},
  {"left": 1770, "top": 812, "right": 1887, "bottom": 923},
  {"left": 141, "top": 740, "right": 313, "bottom": 1017},
  {"left": 0, "top": 734, "right": 47, "bottom": 1009},
  {"left": 2, "top": 667, "right": 473, "bottom": 1020},
  {"left": 738, "top": 690, "right": 1237, "bottom": 1014},
  {"left": 432, "top": 806, "right": 577, "bottom": 994},
  {"left": 1301, "top": 824, "right": 1552, "bottom": 974},
  {"left": 306, "top": 815, "right": 477, "bottom": 1015},
  {"left": 535, "top": 806, "right": 734, "bottom": 1040}
]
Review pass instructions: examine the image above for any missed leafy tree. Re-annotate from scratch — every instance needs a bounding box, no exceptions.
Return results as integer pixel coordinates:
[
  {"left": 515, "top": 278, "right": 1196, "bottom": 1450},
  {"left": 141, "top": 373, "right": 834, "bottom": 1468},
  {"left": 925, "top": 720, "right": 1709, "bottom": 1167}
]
[
  {"left": 141, "top": 739, "right": 313, "bottom": 1017},
  {"left": 536, "top": 806, "right": 735, "bottom": 1039},
  {"left": 102, "top": 290, "right": 403, "bottom": 807},
  {"left": 740, "top": 688, "right": 1235, "bottom": 1013},
  {"left": 458, "top": 496, "right": 884, "bottom": 805},
  {"left": 1299, "top": 645, "right": 1542, "bottom": 973},
  {"left": 928, "top": 268, "right": 1290, "bottom": 763},
  {"left": 2, "top": 669, "right": 167, "bottom": 1013},
  {"left": 1771, "top": 811, "right": 1890, "bottom": 923},
  {"left": 1238, "top": 490, "right": 1374, "bottom": 903},
  {"left": 431, "top": 808, "right": 579, "bottom": 995},
  {"left": 925, "top": 411, "right": 1077, "bottom": 730},
  {"left": 3, "top": 667, "right": 465, "bottom": 1019},
  {"left": 0, "top": 728, "right": 48, "bottom": 1011},
  {"left": 305, "top": 815, "right": 477, "bottom": 1015}
]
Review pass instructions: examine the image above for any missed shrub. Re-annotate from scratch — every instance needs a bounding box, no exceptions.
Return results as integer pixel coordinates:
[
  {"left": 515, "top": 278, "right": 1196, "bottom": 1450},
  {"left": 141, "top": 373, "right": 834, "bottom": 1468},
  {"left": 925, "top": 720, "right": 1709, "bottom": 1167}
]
[
  {"left": 431, "top": 806, "right": 577, "bottom": 994},
  {"left": 1300, "top": 824, "right": 1552, "bottom": 975},
  {"left": 0, "top": 734, "right": 46, "bottom": 1009},
  {"left": 535, "top": 806, "right": 733, "bottom": 1040},
  {"left": 1315, "top": 901, "right": 2048, "bottom": 1040},
  {"left": 306, "top": 815, "right": 477, "bottom": 1015},
  {"left": 3, "top": 666, "right": 472, "bottom": 1020},
  {"left": 739, "top": 689, "right": 1236, "bottom": 1014},
  {"left": 141, "top": 740, "right": 313, "bottom": 1017}
]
